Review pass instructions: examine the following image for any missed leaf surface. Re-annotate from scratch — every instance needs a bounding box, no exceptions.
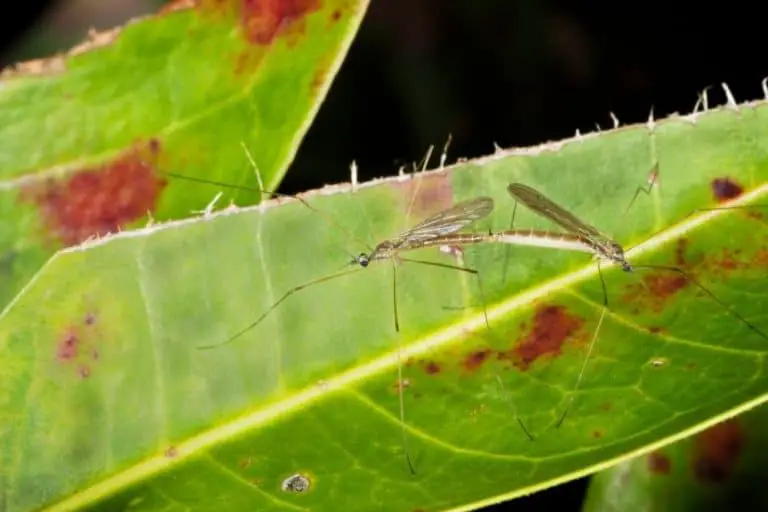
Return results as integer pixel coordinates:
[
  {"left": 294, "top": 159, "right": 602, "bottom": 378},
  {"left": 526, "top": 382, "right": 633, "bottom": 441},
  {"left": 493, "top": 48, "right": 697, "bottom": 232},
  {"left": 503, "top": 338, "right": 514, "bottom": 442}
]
[{"left": 2, "top": 102, "right": 768, "bottom": 511}]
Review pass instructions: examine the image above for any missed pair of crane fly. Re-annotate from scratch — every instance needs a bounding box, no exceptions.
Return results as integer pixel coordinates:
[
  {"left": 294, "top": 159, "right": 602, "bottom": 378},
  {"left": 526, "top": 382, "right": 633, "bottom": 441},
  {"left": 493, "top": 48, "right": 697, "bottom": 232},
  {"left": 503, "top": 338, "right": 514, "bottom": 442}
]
[{"left": 187, "top": 174, "right": 767, "bottom": 476}]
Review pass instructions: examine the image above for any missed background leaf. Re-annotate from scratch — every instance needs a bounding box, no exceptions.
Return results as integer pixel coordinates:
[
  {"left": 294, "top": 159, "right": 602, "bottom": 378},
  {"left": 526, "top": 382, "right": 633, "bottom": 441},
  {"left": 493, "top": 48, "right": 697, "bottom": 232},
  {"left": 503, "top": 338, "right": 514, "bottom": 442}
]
[
  {"left": 2, "top": 99, "right": 767, "bottom": 511},
  {"left": 0, "top": 0, "right": 369, "bottom": 311},
  {"left": 583, "top": 404, "right": 768, "bottom": 511}
]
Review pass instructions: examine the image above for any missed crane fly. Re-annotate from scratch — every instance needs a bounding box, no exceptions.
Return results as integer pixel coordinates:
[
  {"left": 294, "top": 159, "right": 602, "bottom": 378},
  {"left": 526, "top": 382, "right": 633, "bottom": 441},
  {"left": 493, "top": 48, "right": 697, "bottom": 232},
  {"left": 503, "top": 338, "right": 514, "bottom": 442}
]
[{"left": 194, "top": 191, "right": 510, "bottom": 474}]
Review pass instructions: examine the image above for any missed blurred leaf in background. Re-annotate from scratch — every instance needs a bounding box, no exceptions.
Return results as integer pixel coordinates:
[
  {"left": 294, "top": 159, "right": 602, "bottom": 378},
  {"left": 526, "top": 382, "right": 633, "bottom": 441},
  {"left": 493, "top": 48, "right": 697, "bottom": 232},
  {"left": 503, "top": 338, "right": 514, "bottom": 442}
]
[{"left": 0, "top": 0, "right": 369, "bottom": 312}]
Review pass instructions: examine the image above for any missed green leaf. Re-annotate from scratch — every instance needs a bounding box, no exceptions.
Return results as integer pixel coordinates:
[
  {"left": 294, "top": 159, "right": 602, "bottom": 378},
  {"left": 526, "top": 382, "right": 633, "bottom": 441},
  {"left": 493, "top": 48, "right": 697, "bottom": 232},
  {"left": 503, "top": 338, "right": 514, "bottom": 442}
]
[
  {"left": 0, "top": 0, "right": 368, "bottom": 311},
  {"left": 2, "top": 100, "right": 768, "bottom": 511},
  {"left": 583, "top": 404, "right": 768, "bottom": 511}
]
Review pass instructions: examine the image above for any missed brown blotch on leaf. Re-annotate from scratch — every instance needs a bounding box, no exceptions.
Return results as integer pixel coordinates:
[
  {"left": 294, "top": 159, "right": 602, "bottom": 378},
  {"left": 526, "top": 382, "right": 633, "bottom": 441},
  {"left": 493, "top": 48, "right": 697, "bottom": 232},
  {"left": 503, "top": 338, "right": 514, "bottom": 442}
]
[
  {"left": 624, "top": 273, "right": 688, "bottom": 313},
  {"left": 711, "top": 178, "right": 744, "bottom": 203},
  {"left": 330, "top": 9, "right": 341, "bottom": 22},
  {"left": 84, "top": 312, "right": 96, "bottom": 326},
  {"left": 240, "top": 0, "right": 321, "bottom": 46},
  {"left": 592, "top": 429, "right": 603, "bottom": 439},
  {"left": 165, "top": 446, "right": 178, "bottom": 458},
  {"left": 423, "top": 361, "right": 441, "bottom": 375},
  {"left": 501, "top": 305, "right": 583, "bottom": 371},
  {"left": 462, "top": 349, "right": 492, "bottom": 373},
  {"left": 599, "top": 401, "right": 613, "bottom": 412},
  {"left": 390, "top": 167, "right": 453, "bottom": 221},
  {"left": 240, "top": 457, "right": 253, "bottom": 469},
  {"left": 57, "top": 330, "right": 79, "bottom": 361},
  {"left": 648, "top": 326, "right": 664, "bottom": 334},
  {"left": 691, "top": 419, "right": 743, "bottom": 484},
  {"left": 20, "top": 140, "right": 166, "bottom": 246},
  {"left": 648, "top": 451, "right": 671, "bottom": 474}
]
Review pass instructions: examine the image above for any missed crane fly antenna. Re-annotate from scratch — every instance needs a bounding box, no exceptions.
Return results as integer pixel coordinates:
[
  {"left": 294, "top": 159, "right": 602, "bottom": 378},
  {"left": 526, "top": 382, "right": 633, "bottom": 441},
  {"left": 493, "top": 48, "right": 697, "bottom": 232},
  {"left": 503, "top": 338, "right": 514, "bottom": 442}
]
[{"left": 194, "top": 266, "right": 365, "bottom": 350}]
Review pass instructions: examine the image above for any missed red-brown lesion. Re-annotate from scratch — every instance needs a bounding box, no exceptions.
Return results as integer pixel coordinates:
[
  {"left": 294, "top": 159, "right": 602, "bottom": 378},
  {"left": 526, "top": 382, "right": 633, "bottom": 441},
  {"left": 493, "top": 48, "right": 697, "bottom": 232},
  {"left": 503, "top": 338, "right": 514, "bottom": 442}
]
[
  {"left": 500, "top": 305, "right": 584, "bottom": 371},
  {"left": 20, "top": 139, "right": 167, "bottom": 247}
]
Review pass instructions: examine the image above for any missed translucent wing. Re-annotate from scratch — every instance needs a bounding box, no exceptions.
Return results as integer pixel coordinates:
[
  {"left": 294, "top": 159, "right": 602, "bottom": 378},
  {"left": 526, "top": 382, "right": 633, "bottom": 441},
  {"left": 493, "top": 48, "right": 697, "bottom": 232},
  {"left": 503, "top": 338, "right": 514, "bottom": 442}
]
[
  {"left": 393, "top": 196, "right": 494, "bottom": 249},
  {"left": 507, "top": 183, "right": 609, "bottom": 240}
]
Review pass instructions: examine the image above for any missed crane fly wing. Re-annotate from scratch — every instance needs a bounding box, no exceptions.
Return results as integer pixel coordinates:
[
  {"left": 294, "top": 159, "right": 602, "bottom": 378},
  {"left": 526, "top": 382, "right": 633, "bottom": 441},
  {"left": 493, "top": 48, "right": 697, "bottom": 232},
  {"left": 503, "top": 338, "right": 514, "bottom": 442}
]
[
  {"left": 507, "top": 183, "right": 609, "bottom": 240},
  {"left": 393, "top": 196, "right": 494, "bottom": 249}
]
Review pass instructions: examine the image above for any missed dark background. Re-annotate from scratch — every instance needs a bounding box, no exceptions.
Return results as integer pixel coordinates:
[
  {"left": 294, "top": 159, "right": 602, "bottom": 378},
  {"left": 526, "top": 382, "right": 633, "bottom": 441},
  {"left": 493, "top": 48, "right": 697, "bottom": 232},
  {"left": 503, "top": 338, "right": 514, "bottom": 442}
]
[{"left": 3, "top": 0, "right": 765, "bottom": 510}]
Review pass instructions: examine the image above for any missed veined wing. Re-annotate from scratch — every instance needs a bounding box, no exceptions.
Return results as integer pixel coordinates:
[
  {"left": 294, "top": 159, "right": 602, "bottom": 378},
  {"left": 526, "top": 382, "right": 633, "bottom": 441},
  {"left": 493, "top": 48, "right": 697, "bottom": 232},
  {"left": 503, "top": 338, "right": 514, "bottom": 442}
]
[
  {"left": 393, "top": 196, "right": 494, "bottom": 249},
  {"left": 507, "top": 183, "right": 610, "bottom": 241}
]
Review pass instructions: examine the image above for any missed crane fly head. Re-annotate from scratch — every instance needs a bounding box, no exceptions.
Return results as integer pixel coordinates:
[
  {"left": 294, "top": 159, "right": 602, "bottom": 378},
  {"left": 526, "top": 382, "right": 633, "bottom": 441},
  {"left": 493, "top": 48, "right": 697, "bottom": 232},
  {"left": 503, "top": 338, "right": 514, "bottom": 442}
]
[
  {"left": 605, "top": 240, "right": 632, "bottom": 272},
  {"left": 351, "top": 252, "right": 371, "bottom": 268}
]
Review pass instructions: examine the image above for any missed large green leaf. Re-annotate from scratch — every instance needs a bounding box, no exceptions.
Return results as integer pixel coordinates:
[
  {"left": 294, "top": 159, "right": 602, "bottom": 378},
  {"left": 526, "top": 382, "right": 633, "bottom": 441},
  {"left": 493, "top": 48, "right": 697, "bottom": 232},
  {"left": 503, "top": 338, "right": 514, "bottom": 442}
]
[
  {"left": 583, "top": 404, "right": 768, "bottom": 511},
  {"left": 2, "top": 99, "right": 768, "bottom": 511},
  {"left": 0, "top": 0, "right": 368, "bottom": 311}
]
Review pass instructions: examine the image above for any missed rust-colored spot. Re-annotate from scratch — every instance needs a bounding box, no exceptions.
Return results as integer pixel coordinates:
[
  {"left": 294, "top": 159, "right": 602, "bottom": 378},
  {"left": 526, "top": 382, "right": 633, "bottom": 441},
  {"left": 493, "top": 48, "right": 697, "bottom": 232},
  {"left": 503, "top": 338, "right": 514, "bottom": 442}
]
[
  {"left": 240, "top": 457, "right": 253, "bottom": 469},
  {"left": 644, "top": 274, "right": 688, "bottom": 300},
  {"left": 599, "top": 401, "right": 613, "bottom": 412},
  {"left": 675, "top": 238, "right": 688, "bottom": 266},
  {"left": 78, "top": 365, "right": 91, "bottom": 379},
  {"left": 84, "top": 312, "right": 96, "bottom": 326},
  {"left": 92, "top": 349, "right": 100, "bottom": 361},
  {"left": 648, "top": 451, "right": 671, "bottom": 474},
  {"left": 501, "top": 305, "right": 583, "bottom": 371},
  {"left": 712, "top": 178, "right": 744, "bottom": 203},
  {"left": 330, "top": 9, "right": 341, "bottom": 22},
  {"left": 57, "top": 330, "right": 79, "bottom": 361},
  {"left": 624, "top": 272, "right": 688, "bottom": 313},
  {"left": 463, "top": 349, "right": 491, "bottom": 373},
  {"left": 692, "top": 419, "right": 743, "bottom": 484},
  {"left": 165, "top": 446, "right": 178, "bottom": 458},
  {"left": 240, "top": 0, "right": 321, "bottom": 45},
  {"left": 20, "top": 140, "right": 166, "bottom": 246},
  {"left": 423, "top": 361, "right": 441, "bottom": 375},
  {"left": 648, "top": 326, "right": 664, "bottom": 334},
  {"left": 391, "top": 167, "right": 453, "bottom": 221},
  {"left": 592, "top": 429, "right": 603, "bottom": 439}
]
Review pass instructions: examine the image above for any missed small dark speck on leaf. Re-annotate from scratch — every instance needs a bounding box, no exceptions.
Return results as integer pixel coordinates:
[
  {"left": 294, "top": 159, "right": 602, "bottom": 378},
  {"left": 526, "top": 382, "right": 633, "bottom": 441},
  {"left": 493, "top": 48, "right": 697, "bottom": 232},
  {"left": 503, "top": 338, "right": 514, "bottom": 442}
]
[
  {"left": 711, "top": 177, "right": 744, "bottom": 203},
  {"left": 57, "top": 330, "right": 79, "bottom": 361},
  {"left": 462, "top": 349, "right": 491, "bottom": 372},
  {"left": 648, "top": 451, "right": 671, "bottom": 474},
  {"left": 165, "top": 446, "right": 178, "bottom": 458},
  {"left": 423, "top": 361, "right": 441, "bottom": 374}
]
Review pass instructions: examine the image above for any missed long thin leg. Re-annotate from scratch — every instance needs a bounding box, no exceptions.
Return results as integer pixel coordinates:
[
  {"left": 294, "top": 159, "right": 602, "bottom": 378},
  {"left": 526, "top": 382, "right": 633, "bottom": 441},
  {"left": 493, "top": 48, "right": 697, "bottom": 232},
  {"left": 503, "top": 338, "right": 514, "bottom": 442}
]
[
  {"left": 160, "top": 172, "right": 373, "bottom": 258},
  {"left": 556, "top": 261, "right": 608, "bottom": 428},
  {"left": 638, "top": 264, "right": 768, "bottom": 343},
  {"left": 195, "top": 267, "right": 365, "bottom": 350},
  {"left": 620, "top": 163, "right": 659, "bottom": 224},
  {"left": 495, "top": 374, "right": 535, "bottom": 441},
  {"left": 390, "top": 260, "right": 416, "bottom": 475},
  {"left": 400, "top": 257, "right": 490, "bottom": 330},
  {"left": 401, "top": 257, "right": 534, "bottom": 440},
  {"left": 501, "top": 199, "right": 520, "bottom": 285}
]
